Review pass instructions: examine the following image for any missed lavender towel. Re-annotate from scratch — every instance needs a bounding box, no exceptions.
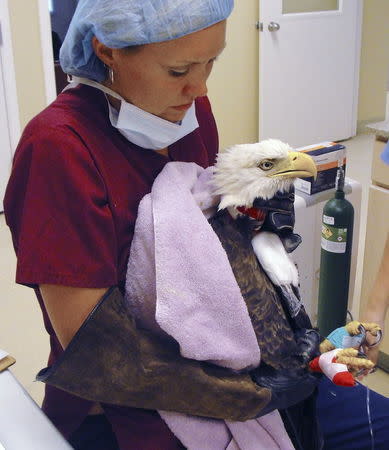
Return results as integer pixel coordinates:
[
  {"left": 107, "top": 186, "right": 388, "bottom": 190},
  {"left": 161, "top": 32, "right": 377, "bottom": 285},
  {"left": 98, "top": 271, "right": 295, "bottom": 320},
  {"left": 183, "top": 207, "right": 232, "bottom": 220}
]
[{"left": 125, "top": 161, "right": 294, "bottom": 449}]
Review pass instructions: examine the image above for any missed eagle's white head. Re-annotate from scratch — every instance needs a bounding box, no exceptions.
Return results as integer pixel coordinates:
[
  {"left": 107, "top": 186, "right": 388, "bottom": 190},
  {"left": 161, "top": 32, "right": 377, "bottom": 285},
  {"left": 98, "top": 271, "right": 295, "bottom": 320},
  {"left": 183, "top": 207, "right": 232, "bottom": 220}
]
[{"left": 212, "top": 139, "right": 317, "bottom": 210}]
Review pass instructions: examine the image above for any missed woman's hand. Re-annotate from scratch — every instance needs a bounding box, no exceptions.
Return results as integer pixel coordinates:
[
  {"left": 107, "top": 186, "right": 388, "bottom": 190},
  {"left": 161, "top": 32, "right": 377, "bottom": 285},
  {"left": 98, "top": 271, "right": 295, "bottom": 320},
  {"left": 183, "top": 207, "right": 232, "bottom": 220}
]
[
  {"left": 364, "top": 345, "right": 380, "bottom": 365},
  {"left": 39, "top": 284, "right": 109, "bottom": 349}
]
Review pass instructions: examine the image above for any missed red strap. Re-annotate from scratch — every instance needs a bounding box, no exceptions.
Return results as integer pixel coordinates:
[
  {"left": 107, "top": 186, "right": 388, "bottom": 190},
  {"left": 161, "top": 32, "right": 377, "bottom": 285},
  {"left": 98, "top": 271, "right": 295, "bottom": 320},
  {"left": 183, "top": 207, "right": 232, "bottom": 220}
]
[{"left": 237, "top": 206, "right": 266, "bottom": 222}]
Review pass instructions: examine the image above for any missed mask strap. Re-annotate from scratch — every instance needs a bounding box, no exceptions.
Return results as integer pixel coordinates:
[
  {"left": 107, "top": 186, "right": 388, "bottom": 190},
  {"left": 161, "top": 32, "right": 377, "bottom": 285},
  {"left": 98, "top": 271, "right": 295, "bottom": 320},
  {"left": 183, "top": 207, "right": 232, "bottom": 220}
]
[{"left": 67, "top": 75, "right": 123, "bottom": 102}]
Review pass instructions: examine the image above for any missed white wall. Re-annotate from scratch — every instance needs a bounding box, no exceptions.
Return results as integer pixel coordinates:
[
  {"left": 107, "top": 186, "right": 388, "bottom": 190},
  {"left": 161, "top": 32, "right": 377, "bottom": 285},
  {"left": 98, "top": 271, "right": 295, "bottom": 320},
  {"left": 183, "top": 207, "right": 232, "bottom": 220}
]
[
  {"left": 8, "top": 0, "right": 47, "bottom": 129},
  {"left": 357, "top": 0, "right": 389, "bottom": 125},
  {"left": 208, "top": 1, "right": 259, "bottom": 149}
]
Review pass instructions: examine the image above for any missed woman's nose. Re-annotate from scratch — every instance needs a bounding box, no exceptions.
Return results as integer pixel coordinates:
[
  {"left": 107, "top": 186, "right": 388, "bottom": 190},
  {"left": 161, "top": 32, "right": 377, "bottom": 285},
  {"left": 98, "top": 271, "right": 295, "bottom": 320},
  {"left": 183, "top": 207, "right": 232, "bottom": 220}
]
[{"left": 184, "top": 72, "right": 208, "bottom": 98}]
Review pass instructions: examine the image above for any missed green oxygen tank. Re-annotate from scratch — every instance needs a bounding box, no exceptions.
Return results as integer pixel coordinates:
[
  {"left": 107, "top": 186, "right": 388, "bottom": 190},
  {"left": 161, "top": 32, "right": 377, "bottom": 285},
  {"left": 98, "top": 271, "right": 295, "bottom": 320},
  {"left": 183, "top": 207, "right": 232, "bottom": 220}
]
[{"left": 317, "top": 167, "right": 354, "bottom": 337}]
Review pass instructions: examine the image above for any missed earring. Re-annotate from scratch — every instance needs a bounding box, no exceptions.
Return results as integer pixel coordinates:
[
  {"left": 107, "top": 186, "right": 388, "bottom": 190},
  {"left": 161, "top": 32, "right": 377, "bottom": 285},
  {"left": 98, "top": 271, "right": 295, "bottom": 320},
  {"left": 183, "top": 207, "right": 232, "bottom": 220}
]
[
  {"left": 109, "top": 67, "right": 115, "bottom": 85},
  {"left": 105, "top": 64, "right": 115, "bottom": 85}
]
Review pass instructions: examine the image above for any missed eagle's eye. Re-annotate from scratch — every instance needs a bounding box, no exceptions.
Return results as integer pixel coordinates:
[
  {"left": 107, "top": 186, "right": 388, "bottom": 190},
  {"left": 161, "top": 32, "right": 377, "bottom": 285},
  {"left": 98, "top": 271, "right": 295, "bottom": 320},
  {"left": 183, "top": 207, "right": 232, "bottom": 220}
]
[{"left": 258, "top": 159, "right": 274, "bottom": 171}]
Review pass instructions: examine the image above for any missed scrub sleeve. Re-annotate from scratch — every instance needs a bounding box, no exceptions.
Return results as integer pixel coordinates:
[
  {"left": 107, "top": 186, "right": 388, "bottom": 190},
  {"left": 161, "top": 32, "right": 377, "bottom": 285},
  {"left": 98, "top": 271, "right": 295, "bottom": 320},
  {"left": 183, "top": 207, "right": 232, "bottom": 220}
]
[{"left": 8, "top": 127, "right": 118, "bottom": 288}]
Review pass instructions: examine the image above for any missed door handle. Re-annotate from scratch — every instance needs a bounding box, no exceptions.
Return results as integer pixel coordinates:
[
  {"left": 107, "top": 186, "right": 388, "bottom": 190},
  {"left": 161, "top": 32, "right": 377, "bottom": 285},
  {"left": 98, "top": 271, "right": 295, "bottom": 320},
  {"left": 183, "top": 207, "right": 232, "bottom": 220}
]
[{"left": 268, "top": 22, "right": 280, "bottom": 32}]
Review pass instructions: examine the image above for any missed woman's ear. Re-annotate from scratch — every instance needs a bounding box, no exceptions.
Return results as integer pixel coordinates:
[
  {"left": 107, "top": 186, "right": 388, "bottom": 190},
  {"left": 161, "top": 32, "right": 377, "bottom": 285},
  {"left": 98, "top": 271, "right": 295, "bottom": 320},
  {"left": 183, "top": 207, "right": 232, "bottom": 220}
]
[{"left": 92, "top": 36, "right": 114, "bottom": 67}]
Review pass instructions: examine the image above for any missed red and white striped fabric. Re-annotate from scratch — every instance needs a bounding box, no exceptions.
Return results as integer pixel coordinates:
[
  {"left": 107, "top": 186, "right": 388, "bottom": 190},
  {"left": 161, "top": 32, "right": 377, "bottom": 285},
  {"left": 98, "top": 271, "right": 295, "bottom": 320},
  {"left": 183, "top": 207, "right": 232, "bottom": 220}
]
[{"left": 309, "top": 348, "right": 355, "bottom": 387}]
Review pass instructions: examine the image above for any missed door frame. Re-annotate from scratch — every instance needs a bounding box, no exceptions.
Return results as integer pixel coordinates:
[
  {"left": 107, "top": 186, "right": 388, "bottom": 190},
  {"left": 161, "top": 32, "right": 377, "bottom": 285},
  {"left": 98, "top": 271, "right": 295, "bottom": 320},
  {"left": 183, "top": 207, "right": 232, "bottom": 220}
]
[
  {"left": 0, "top": 1, "right": 20, "bottom": 150},
  {"left": 38, "top": 0, "right": 56, "bottom": 105},
  {"left": 351, "top": 0, "right": 363, "bottom": 136}
]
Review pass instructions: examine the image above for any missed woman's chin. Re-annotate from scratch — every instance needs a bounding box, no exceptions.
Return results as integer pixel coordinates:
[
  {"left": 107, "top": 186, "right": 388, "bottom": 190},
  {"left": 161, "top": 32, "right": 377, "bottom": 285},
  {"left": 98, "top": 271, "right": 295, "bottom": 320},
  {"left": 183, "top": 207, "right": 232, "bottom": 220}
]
[{"left": 161, "top": 109, "right": 188, "bottom": 123}]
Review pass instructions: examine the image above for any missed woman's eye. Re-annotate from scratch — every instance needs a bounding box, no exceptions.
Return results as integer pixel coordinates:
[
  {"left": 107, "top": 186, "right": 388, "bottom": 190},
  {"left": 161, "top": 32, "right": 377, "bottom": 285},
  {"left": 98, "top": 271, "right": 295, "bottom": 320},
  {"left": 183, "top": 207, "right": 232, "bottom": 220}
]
[
  {"left": 168, "top": 58, "right": 217, "bottom": 78},
  {"left": 259, "top": 160, "right": 274, "bottom": 171},
  {"left": 169, "top": 69, "right": 189, "bottom": 77}
]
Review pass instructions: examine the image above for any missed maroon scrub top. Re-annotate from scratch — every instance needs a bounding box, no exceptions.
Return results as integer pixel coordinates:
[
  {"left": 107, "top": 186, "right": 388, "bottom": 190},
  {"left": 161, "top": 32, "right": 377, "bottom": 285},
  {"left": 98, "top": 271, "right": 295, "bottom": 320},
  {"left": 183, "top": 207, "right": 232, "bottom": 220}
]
[{"left": 4, "top": 84, "right": 219, "bottom": 449}]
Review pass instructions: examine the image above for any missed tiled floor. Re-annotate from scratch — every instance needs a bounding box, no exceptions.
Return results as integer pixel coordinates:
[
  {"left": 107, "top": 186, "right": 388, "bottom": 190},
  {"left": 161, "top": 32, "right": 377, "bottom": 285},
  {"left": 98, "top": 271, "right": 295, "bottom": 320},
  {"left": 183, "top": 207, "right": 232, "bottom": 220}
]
[{"left": 0, "top": 132, "right": 388, "bottom": 408}]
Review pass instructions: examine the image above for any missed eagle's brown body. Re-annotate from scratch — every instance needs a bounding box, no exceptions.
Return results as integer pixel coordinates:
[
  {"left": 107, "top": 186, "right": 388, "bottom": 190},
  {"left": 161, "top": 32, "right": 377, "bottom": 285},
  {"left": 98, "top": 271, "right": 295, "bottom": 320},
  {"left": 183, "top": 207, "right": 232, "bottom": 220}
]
[{"left": 209, "top": 209, "right": 306, "bottom": 371}]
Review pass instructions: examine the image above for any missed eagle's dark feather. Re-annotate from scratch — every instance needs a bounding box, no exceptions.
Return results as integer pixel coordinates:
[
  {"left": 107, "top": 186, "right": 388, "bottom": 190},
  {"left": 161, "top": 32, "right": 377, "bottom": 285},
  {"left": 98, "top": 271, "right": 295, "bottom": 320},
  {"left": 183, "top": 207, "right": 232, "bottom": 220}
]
[{"left": 209, "top": 209, "right": 305, "bottom": 371}]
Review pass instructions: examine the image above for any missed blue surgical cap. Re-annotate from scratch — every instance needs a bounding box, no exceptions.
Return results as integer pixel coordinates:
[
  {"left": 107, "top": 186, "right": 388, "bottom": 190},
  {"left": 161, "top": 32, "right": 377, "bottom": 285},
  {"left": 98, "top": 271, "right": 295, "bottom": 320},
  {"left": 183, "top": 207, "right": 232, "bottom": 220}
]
[{"left": 60, "top": 0, "right": 234, "bottom": 82}]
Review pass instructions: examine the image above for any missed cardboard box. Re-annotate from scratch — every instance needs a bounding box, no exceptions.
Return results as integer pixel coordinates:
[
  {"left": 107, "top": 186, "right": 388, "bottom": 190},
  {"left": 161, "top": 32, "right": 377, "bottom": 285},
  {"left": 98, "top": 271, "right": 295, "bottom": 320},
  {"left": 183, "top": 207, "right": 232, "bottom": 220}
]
[{"left": 294, "top": 142, "right": 346, "bottom": 195}]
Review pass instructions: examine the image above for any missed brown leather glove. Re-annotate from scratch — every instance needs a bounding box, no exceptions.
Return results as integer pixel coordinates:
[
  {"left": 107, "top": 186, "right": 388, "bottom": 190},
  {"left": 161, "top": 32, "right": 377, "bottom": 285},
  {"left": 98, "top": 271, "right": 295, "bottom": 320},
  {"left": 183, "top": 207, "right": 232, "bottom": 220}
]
[{"left": 37, "top": 287, "right": 271, "bottom": 421}]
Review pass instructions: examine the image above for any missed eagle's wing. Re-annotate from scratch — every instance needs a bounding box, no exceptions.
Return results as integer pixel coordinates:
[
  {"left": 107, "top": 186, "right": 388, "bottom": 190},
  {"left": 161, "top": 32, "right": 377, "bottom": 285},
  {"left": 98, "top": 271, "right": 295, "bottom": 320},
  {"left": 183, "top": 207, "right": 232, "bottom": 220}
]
[{"left": 209, "top": 211, "right": 302, "bottom": 370}]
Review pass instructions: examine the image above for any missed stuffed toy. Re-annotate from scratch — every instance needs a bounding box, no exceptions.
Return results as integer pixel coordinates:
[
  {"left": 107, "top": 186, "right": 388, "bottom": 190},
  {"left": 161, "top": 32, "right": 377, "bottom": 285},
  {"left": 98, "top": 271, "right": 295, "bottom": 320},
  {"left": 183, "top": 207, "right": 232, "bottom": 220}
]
[
  {"left": 309, "top": 321, "right": 382, "bottom": 386},
  {"left": 320, "top": 320, "right": 382, "bottom": 352}
]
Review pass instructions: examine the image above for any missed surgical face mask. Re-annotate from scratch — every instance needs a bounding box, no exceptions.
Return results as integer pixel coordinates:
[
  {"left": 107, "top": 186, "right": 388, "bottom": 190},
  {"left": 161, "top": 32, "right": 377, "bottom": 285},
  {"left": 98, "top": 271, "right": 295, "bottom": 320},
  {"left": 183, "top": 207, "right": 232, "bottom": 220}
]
[{"left": 68, "top": 77, "right": 199, "bottom": 150}]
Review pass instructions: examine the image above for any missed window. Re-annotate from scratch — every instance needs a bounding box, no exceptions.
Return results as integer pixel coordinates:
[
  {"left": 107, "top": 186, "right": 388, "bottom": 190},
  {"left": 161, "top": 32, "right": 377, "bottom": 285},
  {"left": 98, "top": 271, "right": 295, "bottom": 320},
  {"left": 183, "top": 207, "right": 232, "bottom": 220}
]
[{"left": 283, "top": 0, "right": 339, "bottom": 15}]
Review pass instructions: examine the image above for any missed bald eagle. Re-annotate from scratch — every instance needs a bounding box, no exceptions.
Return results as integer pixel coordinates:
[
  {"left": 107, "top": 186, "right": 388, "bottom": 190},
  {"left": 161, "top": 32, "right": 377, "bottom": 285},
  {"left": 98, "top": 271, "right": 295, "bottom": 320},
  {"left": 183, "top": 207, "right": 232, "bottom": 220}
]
[
  {"left": 209, "top": 139, "right": 377, "bottom": 397},
  {"left": 209, "top": 139, "right": 318, "bottom": 373}
]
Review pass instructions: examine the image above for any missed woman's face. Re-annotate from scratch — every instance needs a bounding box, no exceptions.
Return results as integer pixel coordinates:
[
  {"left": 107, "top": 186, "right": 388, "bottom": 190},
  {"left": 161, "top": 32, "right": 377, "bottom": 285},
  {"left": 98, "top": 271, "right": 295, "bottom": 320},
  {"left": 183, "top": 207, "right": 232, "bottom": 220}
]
[{"left": 96, "top": 20, "right": 226, "bottom": 122}]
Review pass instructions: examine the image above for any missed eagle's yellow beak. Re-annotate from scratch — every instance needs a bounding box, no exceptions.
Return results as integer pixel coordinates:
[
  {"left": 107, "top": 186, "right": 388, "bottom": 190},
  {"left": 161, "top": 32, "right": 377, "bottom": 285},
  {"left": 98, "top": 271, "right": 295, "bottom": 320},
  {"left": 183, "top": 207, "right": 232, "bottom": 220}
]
[{"left": 268, "top": 151, "right": 317, "bottom": 180}]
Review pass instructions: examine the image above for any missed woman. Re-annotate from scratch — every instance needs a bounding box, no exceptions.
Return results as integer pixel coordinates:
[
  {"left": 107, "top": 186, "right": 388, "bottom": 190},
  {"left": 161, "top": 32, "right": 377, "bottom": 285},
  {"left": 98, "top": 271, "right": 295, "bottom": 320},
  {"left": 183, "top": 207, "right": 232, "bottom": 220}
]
[
  {"left": 5, "top": 0, "right": 329, "bottom": 449},
  {"left": 5, "top": 1, "right": 287, "bottom": 449}
]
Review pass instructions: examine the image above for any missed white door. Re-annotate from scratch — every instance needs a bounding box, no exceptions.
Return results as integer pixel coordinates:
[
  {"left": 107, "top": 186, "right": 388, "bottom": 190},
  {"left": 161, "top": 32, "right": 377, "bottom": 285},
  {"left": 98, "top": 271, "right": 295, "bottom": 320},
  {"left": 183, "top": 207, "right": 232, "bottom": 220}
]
[
  {"left": 259, "top": 0, "right": 362, "bottom": 147},
  {"left": 0, "top": 49, "right": 12, "bottom": 211}
]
